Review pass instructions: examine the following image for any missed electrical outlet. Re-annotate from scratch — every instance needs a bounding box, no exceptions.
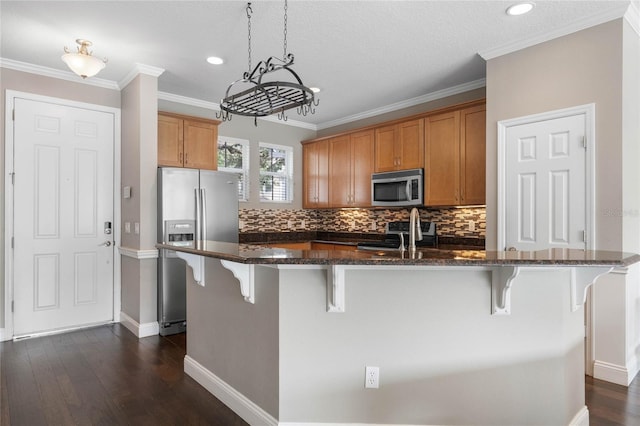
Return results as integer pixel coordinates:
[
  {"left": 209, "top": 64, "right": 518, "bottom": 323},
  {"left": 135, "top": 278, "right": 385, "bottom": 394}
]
[
  {"left": 301, "top": 219, "right": 306, "bottom": 229},
  {"left": 124, "top": 222, "right": 131, "bottom": 234},
  {"left": 365, "top": 366, "right": 379, "bottom": 389},
  {"left": 134, "top": 222, "right": 140, "bottom": 235},
  {"left": 371, "top": 220, "right": 377, "bottom": 231},
  {"left": 287, "top": 220, "right": 294, "bottom": 229},
  {"left": 468, "top": 220, "right": 476, "bottom": 232}
]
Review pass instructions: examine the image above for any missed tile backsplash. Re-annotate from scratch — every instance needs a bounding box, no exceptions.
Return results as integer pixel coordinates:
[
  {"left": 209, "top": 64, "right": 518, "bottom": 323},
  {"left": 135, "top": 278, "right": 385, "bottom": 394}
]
[{"left": 239, "top": 207, "right": 486, "bottom": 238}]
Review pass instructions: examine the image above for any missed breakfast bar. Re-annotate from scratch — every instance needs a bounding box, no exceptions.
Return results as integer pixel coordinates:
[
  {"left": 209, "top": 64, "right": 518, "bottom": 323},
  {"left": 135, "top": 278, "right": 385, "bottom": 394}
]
[{"left": 157, "top": 241, "right": 640, "bottom": 425}]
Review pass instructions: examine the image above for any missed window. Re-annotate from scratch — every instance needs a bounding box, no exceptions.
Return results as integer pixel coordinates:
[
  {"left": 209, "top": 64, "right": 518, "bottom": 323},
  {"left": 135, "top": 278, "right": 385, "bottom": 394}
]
[
  {"left": 259, "top": 142, "right": 293, "bottom": 202},
  {"left": 218, "top": 136, "right": 250, "bottom": 201}
]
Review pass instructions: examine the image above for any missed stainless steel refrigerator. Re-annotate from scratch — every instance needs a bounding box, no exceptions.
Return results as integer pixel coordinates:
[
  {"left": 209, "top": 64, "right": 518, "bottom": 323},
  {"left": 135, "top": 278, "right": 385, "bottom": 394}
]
[{"left": 157, "top": 167, "right": 239, "bottom": 335}]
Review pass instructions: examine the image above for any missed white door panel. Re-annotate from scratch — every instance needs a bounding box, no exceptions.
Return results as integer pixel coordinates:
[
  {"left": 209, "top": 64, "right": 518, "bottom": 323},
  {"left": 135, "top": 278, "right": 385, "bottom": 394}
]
[
  {"left": 12, "top": 98, "right": 114, "bottom": 336},
  {"left": 505, "top": 114, "right": 586, "bottom": 251}
]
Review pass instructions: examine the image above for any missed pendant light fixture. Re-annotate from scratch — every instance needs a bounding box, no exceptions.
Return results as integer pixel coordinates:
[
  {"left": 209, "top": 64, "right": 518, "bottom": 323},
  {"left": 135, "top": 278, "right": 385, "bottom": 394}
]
[
  {"left": 62, "top": 39, "right": 107, "bottom": 79},
  {"left": 217, "top": 1, "right": 318, "bottom": 125}
]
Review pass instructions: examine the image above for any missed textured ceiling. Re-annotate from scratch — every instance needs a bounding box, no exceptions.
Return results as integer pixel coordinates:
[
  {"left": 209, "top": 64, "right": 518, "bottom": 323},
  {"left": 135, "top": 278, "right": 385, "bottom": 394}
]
[{"left": 0, "top": 1, "right": 635, "bottom": 128}]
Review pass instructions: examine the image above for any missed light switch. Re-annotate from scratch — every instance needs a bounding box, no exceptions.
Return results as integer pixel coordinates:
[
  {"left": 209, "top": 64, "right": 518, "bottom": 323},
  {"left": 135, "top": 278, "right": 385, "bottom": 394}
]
[
  {"left": 124, "top": 222, "right": 131, "bottom": 233},
  {"left": 134, "top": 222, "right": 140, "bottom": 234},
  {"left": 123, "top": 186, "right": 131, "bottom": 199}
]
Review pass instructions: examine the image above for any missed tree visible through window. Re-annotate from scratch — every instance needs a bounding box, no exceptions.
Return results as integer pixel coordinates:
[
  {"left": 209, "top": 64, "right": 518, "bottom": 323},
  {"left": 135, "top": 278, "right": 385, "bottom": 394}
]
[
  {"left": 259, "top": 143, "right": 292, "bottom": 202},
  {"left": 217, "top": 137, "right": 249, "bottom": 201}
]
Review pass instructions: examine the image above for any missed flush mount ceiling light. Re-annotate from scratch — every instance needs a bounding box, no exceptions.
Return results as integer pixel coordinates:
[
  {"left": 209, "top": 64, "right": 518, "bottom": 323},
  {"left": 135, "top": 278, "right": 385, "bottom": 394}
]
[
  {"left": 506, "top": 2, "right": 535, "bottom": 16},
  {"left": 207, "top": 56, "right": 224, "bottom": 65},
  {"left": 61, "top": 39, "right": 107, "bottom": 79},
  {"left": 217, "top": 1, "right": 318, "bottom": 126}
]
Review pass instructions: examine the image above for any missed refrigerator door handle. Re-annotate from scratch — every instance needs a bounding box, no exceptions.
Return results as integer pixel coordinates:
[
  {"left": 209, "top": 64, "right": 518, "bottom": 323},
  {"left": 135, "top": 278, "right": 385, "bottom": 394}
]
[
  {"left": 195, "top": 188, "right": 201, "bottom": 243},
  {"left": 200, "top": 188, "right": 207, "bottom": 241}
]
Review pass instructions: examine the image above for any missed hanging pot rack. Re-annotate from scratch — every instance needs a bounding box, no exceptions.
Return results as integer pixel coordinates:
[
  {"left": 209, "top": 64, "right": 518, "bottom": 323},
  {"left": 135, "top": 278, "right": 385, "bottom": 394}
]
[{"left": 217, "top": 1, "right": 318, "bottom": 125}]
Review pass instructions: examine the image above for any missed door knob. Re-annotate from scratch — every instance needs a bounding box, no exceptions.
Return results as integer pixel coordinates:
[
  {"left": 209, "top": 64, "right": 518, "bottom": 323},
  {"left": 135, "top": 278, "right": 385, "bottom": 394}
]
[
  {"left": 99, "top": 241, "right": 112, "bottom": 247},
  {"left": 508, "top": 246, "right": 516, "bottom": 251}
]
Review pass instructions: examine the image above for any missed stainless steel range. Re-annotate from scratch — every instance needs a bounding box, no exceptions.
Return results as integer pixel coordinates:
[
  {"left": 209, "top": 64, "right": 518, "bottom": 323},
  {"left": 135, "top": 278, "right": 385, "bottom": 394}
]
[{"left": 357, "top": 221, "right": 437, "bottom": 251}]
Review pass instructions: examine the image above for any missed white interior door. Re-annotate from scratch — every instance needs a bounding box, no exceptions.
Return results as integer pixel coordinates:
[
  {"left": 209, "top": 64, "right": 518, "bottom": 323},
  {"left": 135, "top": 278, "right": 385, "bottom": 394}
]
[
  {"left": 12, "top": 97, "right": 115, "bottom": 336},
  {"left": 504, "top": 114, "right": 587, "bottom": 251}
]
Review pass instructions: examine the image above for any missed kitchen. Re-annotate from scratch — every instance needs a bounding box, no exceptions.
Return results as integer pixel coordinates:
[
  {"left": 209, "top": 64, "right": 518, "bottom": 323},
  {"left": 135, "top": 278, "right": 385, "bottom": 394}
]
[{"left": 1, "top": 0, "right": 640, "bottom": 425}]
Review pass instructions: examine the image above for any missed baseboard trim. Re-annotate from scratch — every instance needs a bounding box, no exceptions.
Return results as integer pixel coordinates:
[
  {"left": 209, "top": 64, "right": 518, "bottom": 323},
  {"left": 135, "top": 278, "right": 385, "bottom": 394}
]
[
  {"left": 184, "top": 355, "right": 278, "bottom": 426},
  {"left": 0, "top": 328, "right": 11, "bottom": 342},
  {"left": 593, "top": 360, "right": 634, "bottom": 386},
  {"left": 119, "top": 311, "right": 159, "bottom": 338},
  {"left": 568, "top": 406, "right": 589, "bottom": 426}
]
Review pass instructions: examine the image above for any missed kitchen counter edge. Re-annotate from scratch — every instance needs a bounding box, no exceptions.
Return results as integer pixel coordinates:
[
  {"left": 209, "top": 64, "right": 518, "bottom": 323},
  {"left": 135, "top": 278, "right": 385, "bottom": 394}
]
[{"left": 156, "top": 241, "right": 640, "bottom": 267}]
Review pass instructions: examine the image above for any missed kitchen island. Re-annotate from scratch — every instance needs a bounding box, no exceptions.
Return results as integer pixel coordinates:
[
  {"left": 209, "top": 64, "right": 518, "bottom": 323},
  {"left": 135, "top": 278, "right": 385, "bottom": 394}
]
[{"left": 157, "top": 241, "right": 640, "bottom": 426}]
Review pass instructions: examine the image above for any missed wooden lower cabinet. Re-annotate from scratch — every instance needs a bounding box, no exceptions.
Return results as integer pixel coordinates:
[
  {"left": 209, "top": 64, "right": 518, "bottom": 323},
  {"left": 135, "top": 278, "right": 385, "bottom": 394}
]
[{"left": 158, "top": 112, "right": 219, "bottom": 170}]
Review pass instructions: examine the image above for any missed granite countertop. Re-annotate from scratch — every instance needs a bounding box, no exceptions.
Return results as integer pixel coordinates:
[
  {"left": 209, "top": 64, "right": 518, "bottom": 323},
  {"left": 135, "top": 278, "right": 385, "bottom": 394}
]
[{"left": 156, "top": 240, "right": 640, "bottom": 267}]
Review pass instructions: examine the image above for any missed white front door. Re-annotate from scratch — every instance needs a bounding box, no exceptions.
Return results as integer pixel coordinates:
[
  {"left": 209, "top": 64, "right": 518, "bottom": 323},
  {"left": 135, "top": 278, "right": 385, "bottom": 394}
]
[
  {"left": 12, "top": 97, "right": 115, "bottom": 336},
  {"left": 503, "top": 113, "right": 588, "bottom": 251}
]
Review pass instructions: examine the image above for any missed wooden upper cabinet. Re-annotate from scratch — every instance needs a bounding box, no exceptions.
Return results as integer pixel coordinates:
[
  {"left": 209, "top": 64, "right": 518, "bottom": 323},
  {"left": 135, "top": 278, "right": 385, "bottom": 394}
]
[
  {"left": 303, "top": 140, "right": 329, "bottom": 208},
  {"left": 425, "top": 104, "right": 486, "bottom": 206},
  {"left": 425, "top": 111, "right": 461, "bottom": 206},
  {"left": 158, "top": 114, "right": 184, "bottom": 167},
  {"left": 157, "top": 112, "right": 219, "bottom": 170},
  {"left": 374, "top": 119, "right": 424, "bottom": 172},
  {"left": 329, "top": 130, "right": 374, "bottom": 207},
  {"left": 460, "top": 105, "right": 486, "bottom": 205},
  {"left": 350, "top": 130, "right": 374, "bottom": 207},
  {"left": 329, "top": 135, "right": 351, "bottom": 207}
]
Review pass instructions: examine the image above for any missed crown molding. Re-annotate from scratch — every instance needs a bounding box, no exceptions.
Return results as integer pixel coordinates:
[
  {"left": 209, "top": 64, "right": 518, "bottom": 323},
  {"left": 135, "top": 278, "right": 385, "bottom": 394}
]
[
  {"left": 625, "top": 1, "right": 640, "bottom": 37},
  {"left": 0, "top": 57, "right": 120, "bottom": 90},
  {"left": 316, "top": 78, "right": 486, "bottom": 131},
  {"left": 157, "top": 91, "right": 317, "bottom": 131},
  {"left": 119, "top": 63, "right": 165, "bottom": 89},
  {"left": 479, "top": 3, "right": 631, "bottom": 60}
]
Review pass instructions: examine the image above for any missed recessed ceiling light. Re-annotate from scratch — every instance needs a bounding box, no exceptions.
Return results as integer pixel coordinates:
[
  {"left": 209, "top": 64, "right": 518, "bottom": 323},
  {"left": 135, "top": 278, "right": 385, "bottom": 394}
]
[
  {"left": 506, "top": 2, "right": 534, "bottom": 16},
  {"left": 310, "top": 87, "right": 321, "bottom": 93},
  {"left": 206, "top": 56, "right": 224, "bottom": 65}
]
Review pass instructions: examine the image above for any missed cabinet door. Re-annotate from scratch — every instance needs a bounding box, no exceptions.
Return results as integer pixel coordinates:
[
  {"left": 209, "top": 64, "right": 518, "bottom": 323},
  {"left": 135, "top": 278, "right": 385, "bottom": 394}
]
[
  {"left": 303, "top": 141, "right": 329, "bottom": 208},
  {"left": 158, "top": 114, "right": 184, "bottom": 167},
  {"left": 350, "top": 130, "right": 374, "bottom": 207},
  {"left": 329, "top": 135, "right": 352, "bottom": 207},
  {"left": 315, "top": 140, "right": 330, "bottom": 208},
  {"left": 374, "top": 125, "right": 397, "bottom": 172},
  {"left": 460, "top": 105, "right": 486, "bottom": 205},
  {"left": 397, "top": 119, "right": 424, "bottom": 170},
  {"left": 425, "top": 111, "right": 460, "bottom": 206},
  {"left": 183, "top": 119, "right": 217, "bottom": 170}
]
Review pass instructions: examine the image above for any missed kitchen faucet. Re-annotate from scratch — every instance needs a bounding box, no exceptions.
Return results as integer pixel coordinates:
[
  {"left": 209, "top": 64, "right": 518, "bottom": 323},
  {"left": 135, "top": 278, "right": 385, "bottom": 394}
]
[{"left": 408, "top": 207, "right": 423, "bottom": 256}]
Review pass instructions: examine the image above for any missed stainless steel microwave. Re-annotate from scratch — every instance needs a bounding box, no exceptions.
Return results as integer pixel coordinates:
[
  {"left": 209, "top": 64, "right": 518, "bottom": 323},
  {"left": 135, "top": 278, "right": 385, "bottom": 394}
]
[{"left": 371, "top": 168, "right": 423, "bottom": 207}]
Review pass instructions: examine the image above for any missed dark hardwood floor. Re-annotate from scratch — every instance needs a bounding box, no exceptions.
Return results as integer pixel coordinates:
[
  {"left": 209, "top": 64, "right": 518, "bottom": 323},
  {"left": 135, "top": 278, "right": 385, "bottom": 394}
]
[
  {"left": 0, "top": 324, "right": 247, "bottom": 425},
  {"left": 1, "top": 323, "right": 638, "bottom": 425}
]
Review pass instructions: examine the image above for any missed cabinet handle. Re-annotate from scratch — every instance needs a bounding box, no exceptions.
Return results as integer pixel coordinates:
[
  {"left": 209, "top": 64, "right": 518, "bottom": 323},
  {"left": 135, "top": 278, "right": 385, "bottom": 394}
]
[
  {"left": 185, "top": 153, "right": 188, "bottom": 164},
  {"left": 179, "top": 152, "right": 183, "bottom": 163}
]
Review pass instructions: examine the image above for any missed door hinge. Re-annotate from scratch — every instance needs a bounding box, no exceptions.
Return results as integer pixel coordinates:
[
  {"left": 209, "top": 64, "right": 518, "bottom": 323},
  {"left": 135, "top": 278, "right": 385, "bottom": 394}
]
[
  {"left": 582, "top": 136, "right": 587, "bottom": 149},
  {"left": 12, "top": 109, "right": 15, "bottom": 121},
  {"left": 582, "top": 230, "right": 587, "bottom": 243},
  {"left": 11, "top": 237, "right": 14, "bottom": 249},
  {"left": 10, "top": 172, "right": 15, "bottom": 185},
  {"left": 11, "top": 301, "right": 14, "bottom": 313}
]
